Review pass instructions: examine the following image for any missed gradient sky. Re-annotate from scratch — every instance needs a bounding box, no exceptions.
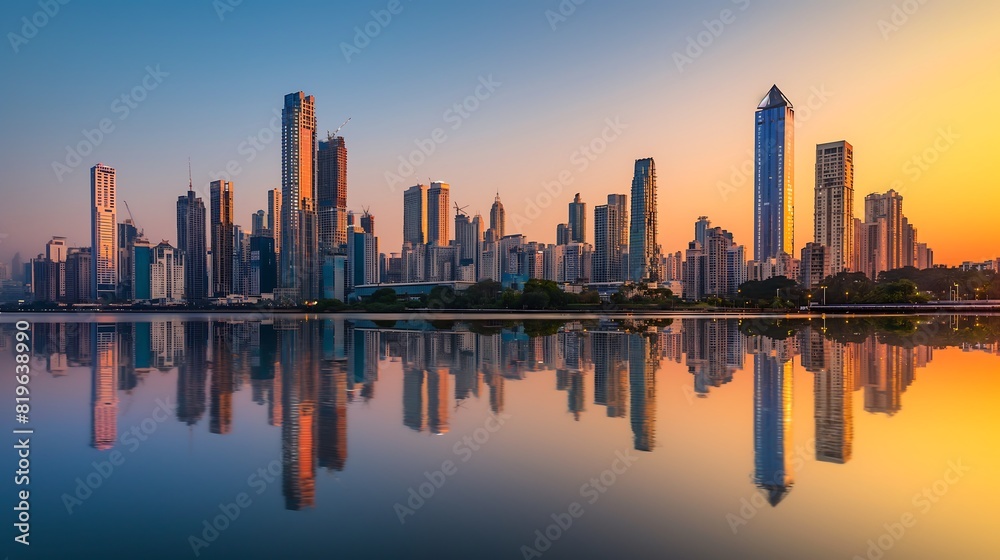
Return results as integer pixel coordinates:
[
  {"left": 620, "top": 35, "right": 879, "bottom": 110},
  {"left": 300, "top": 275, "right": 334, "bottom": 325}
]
[{"left": 1, "top": 0, "right": 998, "bottom": 266}]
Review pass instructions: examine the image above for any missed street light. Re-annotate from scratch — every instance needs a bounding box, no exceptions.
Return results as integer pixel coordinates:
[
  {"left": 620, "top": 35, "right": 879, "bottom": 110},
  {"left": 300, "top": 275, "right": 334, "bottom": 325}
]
[{"left": 821, "top": 285, "right": 828, "bottom": 306}]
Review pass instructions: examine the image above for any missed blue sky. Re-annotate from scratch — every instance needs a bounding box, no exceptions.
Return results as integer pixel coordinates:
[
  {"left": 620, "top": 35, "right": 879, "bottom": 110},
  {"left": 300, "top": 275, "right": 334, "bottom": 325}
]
[{"left": 2, "top": 0, "right": 998, "bottom": 264}]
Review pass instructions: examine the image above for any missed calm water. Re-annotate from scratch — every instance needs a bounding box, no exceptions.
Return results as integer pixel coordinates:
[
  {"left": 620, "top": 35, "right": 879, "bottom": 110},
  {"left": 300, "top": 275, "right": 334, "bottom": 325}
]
[{"left": 2, "top": 314, "right": 998, "bottom": 560}]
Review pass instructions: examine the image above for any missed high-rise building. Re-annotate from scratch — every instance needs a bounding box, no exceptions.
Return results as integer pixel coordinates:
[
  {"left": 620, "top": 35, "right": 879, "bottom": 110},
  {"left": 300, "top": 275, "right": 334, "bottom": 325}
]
[
  {"left": 683, "top": 223, "right": 745, "bottom": 300},
  {"left": 455, "top": 210, "right": 482, "bottom": 274},
  {"left": 210, "top": 180, "right": 235, "bottom": 297},
  {"left": 800, "top": 242, "right": 831, "bottom": 288},
  {"left": 427, "top": 181, "right": 450, "bottom": 246},
  {"left": 268, "top": 188, "right": 282, "bottom": 255},
  {"left": 814, "top": 141, "right": 854, "bottom": 274},
  {"left": 694, "top": 216, "right": 711, "bottom": 246},
  {"left": 403, "top": 184, "right": 429, "bottom": 245},
  {"left": 629, "top": 158, "right": 659, "bottom": 282},
  {"left": 151, "top": 241, "right": 185, "bottom": 304},
  {"left": 360, "top": 210, "right": 375, "bottom": 236},
  {"left": 754, "top": 85, "right": 795, "bottom": 262},
  {"left": 90, "top": 163, "right": 118, "bottom": 300},
  {"left": 177, "top": 186, "right": 208, "bottom": 300},
  {"left": 490, "top": 193, "right": 506, "bottom": 240},
  {"left": 65, "top": 247, "right": 92, "bottom": 304},
  {"left": 251, "top": 210, "right": 266, "bottom": 236},
  {"left": 346, "top": 225, "right": 379, "bottom": 293},
  {"left": 856, "top": 190, "right": 904, "bottom": 279},
  {"left": 131, "top": 239, "right": 152, "bottom": 302},
  {"left": 45, "top": 236, "right": 67, "bottom": 301},
  {"left": 116, "top": 221, "right": 137, "bottom": 300},
  {"left": 11, "top": 253, "right": 23, "bottom": 283},
  {"left": 317, "top": 134, "right": 348, "bottom": 254},
  {"left": 280, "top": 91, "right": 318, "bottom": 301},
  {"left": 556, "top": 223, "right": 571, "bottom": 246},
  {"left": 568, "top": 193, "right": 587, "bottom": 244},
  {"left": 249, "top": 235, "right": 277, "bottom": 296},
  {"left": 594, "top": 194, "right": 627, "bottom": 282}
]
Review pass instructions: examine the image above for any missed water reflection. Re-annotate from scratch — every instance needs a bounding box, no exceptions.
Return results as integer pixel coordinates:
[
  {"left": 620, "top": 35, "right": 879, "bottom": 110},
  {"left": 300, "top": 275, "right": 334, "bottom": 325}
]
[{"left": 9, "top": 315, "right": 1000, "bottom": 514}]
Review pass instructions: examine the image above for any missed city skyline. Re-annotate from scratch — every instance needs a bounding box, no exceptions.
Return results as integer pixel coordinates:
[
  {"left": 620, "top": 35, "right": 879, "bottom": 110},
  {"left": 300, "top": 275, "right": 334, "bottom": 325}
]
[{"left": 2, "top": 1, "right": 998, "bottom": 267}]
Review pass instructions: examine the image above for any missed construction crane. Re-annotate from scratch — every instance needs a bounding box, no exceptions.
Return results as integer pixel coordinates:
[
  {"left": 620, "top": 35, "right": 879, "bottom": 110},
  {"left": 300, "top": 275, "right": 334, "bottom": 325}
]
[
  {"left": 123, "top": 200, "right": 144, "bottom": 238},
  {"left": 453, "top": 202, "right": 469, "bottom": 217},
  {"left": 328, "top": 117, "right": 351, "bottom": 140}
]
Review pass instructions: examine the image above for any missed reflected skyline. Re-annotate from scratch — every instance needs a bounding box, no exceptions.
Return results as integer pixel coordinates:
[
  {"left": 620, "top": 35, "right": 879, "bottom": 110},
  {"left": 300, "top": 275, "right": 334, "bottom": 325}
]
[{"left": 7, "top": 315, "right": 1000, "bottom": 515}]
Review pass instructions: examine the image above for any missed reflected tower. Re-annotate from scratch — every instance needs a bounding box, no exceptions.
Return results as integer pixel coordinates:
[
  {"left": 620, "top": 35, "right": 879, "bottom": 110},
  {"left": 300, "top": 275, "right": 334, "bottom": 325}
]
[
  {"left": 280, "top": 320, "right": 319, "bottom": 510},
  {"left": 91, "top": 324, "right": 119, "bottom": 450},
  {"left": 628, "top": 333, "right": 659, "bottom": 452},
  {"left": 210, "top": 323, "right": 234, "bottom": 435},
  {"left": 753, "top": 339, "right": 794, "bottom": 505},
  {"left": 177, "top": 322, "right": 208, "bottom": 425}
]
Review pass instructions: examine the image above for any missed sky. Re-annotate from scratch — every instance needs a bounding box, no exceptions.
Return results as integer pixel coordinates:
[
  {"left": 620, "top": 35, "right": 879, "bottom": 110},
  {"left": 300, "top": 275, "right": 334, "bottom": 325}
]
[{"left": 1, "top": 0, "right": 998, "bottom": 267}]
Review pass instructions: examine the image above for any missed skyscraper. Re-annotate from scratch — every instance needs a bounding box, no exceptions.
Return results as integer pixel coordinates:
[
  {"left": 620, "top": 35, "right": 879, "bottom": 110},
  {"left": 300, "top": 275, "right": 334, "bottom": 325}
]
[
  {"left": 116, "top": 221, "right": 137, "bottom": 300},
  {"left": 268, "top": 188, "right": 282, "bottom": 256},
  {"left": 556, "top": 223, "right": 571, "bottom": 246},
  {"left": 151, "top": 241, "right": 185, "bottom": 303},
  {"left": 490, "top": 193, "right": 505, "bottom": 239},
  {"left": 45, "top": 236, "right": 67, "bottom": 301},
  {"left": 594, "top": 194, "right": 627, "bottom": 282},
  {"left": 317, "top": 133, "right": 348, "bottom": 254},
  {"left": 280, "top": 91, "right": 318, "bottom": 301},
  {"left": 210, "top": 180, "right": 235, "bottom": 297},
  {"left": 90, "top": 164, "right": 118, "bottom": 301},
  {"left": 360, "top": 210, "right": 375, "bottom": 236},
  {"left": 856, "top": 190, "right": 904, "bottom": 278},
  {"left": 403, "top": 184, "right": 429, "bottom": 245},
  {"left": 177, "top": 184, "right": 208, "bottom": 300},
  {"left": 754, "top": 85, "right": 795, "bottom": 261},
  {"left": 427, "top": 181, "right": 450, "bottom": 245},
  {"left": 629, "top": 158, "right": 659, "bottom": 282},
  {"left": 251, "top": 210, "right": 266, "bottom": 236},
  {"left": 568, "top": 193, "right": 587, "bottom": 244},
  {"left": 814, "top": 141, "right": 854, "bottom": 274},
  {"left": 455, "top": 210, "right": 482, "bottom": 270}
]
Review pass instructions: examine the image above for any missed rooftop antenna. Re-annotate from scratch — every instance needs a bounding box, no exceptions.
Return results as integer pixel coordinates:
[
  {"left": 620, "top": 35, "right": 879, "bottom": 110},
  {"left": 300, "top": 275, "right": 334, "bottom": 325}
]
[{"left": 188, "top": 157, "right": 193, "bottom": 191}]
